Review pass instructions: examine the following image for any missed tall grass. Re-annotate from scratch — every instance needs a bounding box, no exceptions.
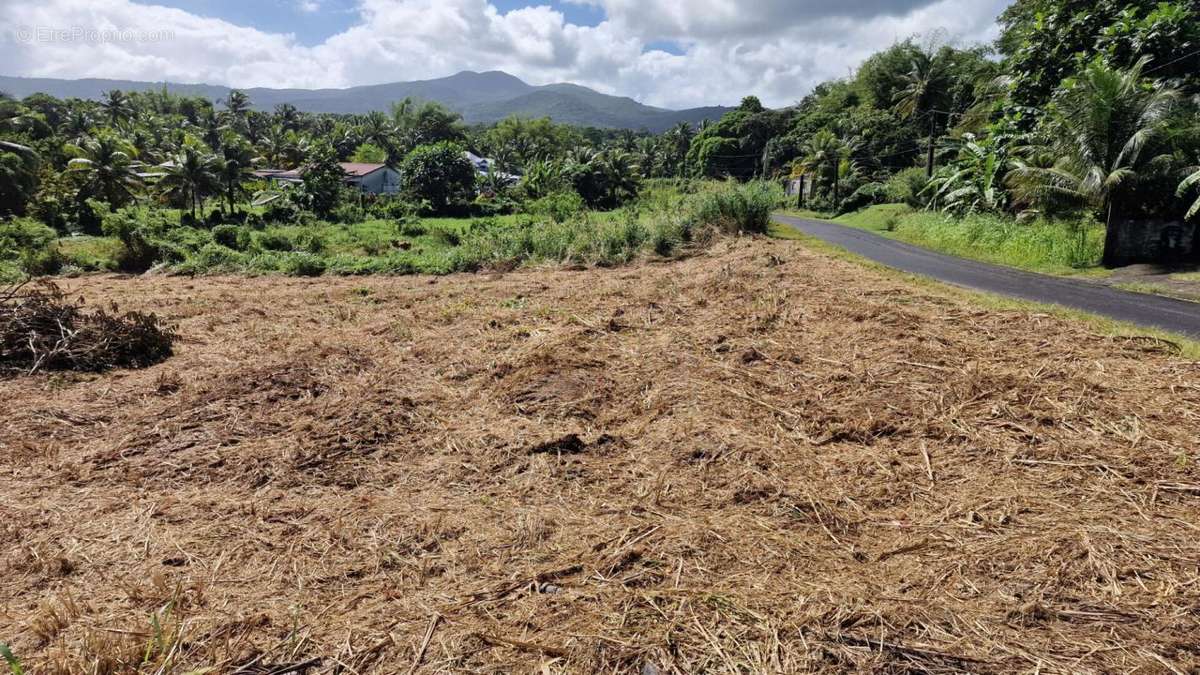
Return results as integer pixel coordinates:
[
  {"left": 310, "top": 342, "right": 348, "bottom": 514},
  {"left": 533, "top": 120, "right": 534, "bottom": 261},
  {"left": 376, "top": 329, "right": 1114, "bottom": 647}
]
[{"left": 835, "top": 205, "right": 1105, "bottom": 273}]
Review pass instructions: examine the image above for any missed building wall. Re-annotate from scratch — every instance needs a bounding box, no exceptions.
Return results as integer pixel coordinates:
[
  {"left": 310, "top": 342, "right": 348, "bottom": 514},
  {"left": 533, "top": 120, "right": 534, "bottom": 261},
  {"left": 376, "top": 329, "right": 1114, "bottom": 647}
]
[
  {"left": 351, "top": 168, "right": 401, "bottom": 195},
  {"left": 1108, "top": 218, "right": 1199, "bottom": 267}
]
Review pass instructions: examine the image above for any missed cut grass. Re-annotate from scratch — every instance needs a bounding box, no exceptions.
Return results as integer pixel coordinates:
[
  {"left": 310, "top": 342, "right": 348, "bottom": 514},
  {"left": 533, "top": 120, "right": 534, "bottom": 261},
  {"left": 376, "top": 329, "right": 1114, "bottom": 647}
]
[
  {"left": 781, "top": 204, "right": 1107, "bottom": 277},
  {"left": 769, "top": 221, "right": 1200, "bottom": 359}
]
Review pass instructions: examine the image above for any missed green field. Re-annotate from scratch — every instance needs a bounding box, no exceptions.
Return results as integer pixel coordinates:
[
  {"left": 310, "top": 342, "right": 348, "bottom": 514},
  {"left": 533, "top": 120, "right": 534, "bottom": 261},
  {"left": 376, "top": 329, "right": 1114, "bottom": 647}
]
[{"left": 2, "top": 180, "right": 780, "bottom": 281}]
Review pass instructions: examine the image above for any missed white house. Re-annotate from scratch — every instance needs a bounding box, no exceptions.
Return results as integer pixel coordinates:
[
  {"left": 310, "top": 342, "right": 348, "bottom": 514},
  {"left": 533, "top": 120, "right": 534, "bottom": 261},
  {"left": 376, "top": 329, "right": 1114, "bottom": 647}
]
[
  {"left": 252, "top": 163, "right": 401, "bottom": 196},
  {"left": 339, "top": 163, "right": 401, "bottom": 195},
  {"left": 465, "top": 151, "right": 521, "bottom": 185}
]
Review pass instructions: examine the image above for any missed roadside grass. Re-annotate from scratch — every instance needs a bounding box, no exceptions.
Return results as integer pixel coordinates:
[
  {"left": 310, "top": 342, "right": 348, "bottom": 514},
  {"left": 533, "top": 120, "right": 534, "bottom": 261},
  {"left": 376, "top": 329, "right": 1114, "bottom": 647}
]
[
  {"left": 1175, "top": 271, "right": 1200, "bottom": 282},
  {"left": 770, "top": 221, "right": 1200, "bottom": 360},
  {"left": 781, "top": 204, "right": 1107, "bottom": 277}
]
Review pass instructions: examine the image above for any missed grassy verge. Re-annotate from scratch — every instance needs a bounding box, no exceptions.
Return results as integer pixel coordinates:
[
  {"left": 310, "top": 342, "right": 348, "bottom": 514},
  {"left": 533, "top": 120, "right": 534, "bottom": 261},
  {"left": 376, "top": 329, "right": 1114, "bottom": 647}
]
[
  {"left": 780, "top": 204, "right": 1107, "bottom": 277},
  {"left": 770, "top": 221, "right": 1200, "bottom": 359}
]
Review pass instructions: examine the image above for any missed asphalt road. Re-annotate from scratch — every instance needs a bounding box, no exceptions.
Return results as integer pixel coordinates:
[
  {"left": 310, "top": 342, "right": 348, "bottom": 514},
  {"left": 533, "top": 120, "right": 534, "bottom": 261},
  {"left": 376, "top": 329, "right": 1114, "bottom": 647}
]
[{"left": 774, "top": 214, "right": 1200, "bottom": 339}]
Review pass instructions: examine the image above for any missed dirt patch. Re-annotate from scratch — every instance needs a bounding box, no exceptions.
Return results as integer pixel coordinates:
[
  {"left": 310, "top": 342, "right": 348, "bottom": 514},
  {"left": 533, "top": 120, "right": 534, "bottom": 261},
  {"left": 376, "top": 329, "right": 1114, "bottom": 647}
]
[{"left": 1, "top": 238, "right": 1198, "bottom": 673}]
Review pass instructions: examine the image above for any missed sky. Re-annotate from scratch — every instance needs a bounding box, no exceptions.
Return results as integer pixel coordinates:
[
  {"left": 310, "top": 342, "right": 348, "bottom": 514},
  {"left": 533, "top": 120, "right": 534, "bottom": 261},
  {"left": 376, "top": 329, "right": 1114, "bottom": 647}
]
[{"left": 0, "top": 0, "right": 1013, "bottom": 110}]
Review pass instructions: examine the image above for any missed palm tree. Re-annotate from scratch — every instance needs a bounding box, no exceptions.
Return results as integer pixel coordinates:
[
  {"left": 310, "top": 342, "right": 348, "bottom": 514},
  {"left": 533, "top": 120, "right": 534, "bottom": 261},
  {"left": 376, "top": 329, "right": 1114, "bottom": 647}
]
[
  {"left": 274, "top": 103, "right": 301, "bottom": 132},
  {"left": 65, "top": 134, "right": 145, "bottom": 207},
  {"left": 223, "top": 90, "right": 250, "bottom": 118},
  {"left": 1006, "top": 58, "right": 1178, "bottom": 267},
  {"left": 1179, "top": 165, "right": 1200, "bottom": 221},
  {"left": 893, "top": 49, "right": 949, "bottom": 120},
  {"left": 596, "top": 150, "right": 641, "bottom": 207},
  {"left": 156, "top": 146, "right": 221, "bottom": 222},
  {"left": 59, "top": 108, "right": 95, "bottom": 143},
  {"left": 799, "top": 129, "right": 848, "bottom": 208},
  {"left": 216, "top": 142, "right": 260, "bottom": 215},
  {"left": 101, "top": 90, "right": 136, "bottom": 127}
]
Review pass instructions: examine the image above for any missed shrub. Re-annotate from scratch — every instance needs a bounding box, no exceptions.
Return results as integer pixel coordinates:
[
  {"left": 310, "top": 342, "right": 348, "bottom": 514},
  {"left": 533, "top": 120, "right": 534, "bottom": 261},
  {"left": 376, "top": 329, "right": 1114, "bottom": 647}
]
[
  {"left": 692, "top": 180, "right": 780, "bottom": 234},
  {"left": 257, "top": 231, "right": 294, "bottom": 252},
  {"left": 100, "top": 208, "right": 178, "bottom": 272},
  {"left": 400, "top": 142, "right": 477, "bottom": 215},
  {"left": 886, "top": 168, "right": 929, "bottom": 208},
  {"left": 212, "top": 224, "right": 250, "bottom": 251},
  {"left": 397, "top": 218, "right": 426, "bottom": 237},
  {"left": 527, "top": 190, "right": 585, "bottom": 223},
  {"left": 0, "top": 218, "right": 61, "bottom": 278},
  {"left": 842, "top": 182, "right": 890, "bottom": 213},
  {"left": 429, "top": 225, "right": 462, "bottom": 247},
  {"left": 280, "top": 253, "right": 327, "bottom": 277}
]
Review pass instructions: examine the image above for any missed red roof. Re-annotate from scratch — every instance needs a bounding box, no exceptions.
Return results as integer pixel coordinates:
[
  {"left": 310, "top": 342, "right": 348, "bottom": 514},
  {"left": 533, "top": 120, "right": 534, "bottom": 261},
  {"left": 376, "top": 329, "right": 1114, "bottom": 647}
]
[{"left": 338, "top": 163, "right": 388, "bottom": 178}]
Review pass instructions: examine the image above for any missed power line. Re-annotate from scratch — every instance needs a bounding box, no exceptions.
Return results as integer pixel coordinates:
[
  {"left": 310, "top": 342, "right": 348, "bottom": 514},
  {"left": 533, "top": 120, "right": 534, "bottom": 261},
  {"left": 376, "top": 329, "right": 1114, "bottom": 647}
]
[{"left": 1145, "top": 47, "right": 1200, "bottom": 74}]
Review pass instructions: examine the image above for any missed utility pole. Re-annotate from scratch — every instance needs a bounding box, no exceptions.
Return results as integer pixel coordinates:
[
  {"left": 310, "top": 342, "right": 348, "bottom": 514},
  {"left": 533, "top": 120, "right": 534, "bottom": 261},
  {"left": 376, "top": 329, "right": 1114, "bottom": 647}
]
[{"left": 926, "top": 111, "right": 937, "bottom": 179}]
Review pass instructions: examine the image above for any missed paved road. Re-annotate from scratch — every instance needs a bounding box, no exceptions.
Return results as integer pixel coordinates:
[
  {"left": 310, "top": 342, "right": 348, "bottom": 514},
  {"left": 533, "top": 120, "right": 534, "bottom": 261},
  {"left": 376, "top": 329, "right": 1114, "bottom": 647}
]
[{"left": 774, "top": 214, "right": 1200, "bottom": 339}]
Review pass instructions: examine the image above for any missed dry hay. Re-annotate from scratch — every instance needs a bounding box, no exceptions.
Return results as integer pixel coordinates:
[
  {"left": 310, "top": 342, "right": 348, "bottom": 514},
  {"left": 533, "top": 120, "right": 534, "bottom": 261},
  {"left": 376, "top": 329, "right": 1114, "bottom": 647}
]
[
  {"left": 0, "top": 280, "right": 175, "bottom": 376},
  {"left": 1, "top": 238, "right": 1199, "bottom": 674}
]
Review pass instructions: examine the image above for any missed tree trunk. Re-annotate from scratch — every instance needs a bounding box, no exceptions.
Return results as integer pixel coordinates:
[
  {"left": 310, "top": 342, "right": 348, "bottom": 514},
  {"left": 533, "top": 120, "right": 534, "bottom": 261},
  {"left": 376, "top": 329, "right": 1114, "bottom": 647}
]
[
  {"left": 1101, "top": 199, "right": 1123, "bottom": 268},
  {"left": 832, "top": 164, "right": 840, "bottom": 211}
]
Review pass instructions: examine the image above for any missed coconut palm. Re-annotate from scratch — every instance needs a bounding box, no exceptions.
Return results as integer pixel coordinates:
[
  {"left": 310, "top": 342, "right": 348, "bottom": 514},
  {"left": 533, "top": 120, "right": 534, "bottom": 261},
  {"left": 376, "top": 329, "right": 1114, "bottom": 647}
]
[
  {"left": 1179, "top": 165, "right": 1200, "bottom": 221},
  {"left": 274, "top": 103, "right": 301, "bottom": 132},
  {"left": 893, "top": 49, "right": 949, "bottom": 120},
  {"left": 799, "top": 129, "right": 849, "bottom": 208},
  {"left": 65, "top": 134, "right": 145, "bottom": 208},
  {"left": 156, "top": 146, "right": 221, "bottom": 222},
  {"left": 1006, "top": 58, "right": 1179, "bottom": 266},
  {"left": 595, "top": 150, "right": 641, "bottom": 207},
  {"left": 100, "top": 90, "right": 136, "bottom": 127},
  {"left": 216, "top": 141, "right": 260, "bottom": 215},
  {"left": 223, "top": 90, "right": 250, "bottom": 118},
  {"left": 58, "top": 108, "right": 95, "bottom": 143}
]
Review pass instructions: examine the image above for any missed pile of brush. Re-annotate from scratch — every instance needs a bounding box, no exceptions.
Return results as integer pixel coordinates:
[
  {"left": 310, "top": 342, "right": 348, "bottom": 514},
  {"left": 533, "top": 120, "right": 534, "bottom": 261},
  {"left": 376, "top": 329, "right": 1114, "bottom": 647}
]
[{"left": 0, "top": 280, "right": 175, "bottom": 375}]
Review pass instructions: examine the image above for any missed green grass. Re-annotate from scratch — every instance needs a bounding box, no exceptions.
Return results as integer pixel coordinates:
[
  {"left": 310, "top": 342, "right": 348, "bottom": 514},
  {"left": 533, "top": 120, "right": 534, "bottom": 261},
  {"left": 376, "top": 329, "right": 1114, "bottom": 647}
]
[
  {"left": 772, "top": 221, "right": 1200, "bottom": 360},
  {"left": 19, "top": 180, "right": 778, "bottom": 279},
  {"left": 1174, "top": 271, "right": 1200, "bottom": 282},
  {"left": 781, "top": 204, "right": 1107, "bottom": 277}
]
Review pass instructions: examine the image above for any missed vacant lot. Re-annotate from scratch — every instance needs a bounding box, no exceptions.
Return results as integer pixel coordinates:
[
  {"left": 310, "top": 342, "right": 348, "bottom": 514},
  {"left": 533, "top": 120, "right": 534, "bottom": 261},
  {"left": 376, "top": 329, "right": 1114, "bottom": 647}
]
[{"left": 2, "top": 238, "right": 1198, "bottom": 673}]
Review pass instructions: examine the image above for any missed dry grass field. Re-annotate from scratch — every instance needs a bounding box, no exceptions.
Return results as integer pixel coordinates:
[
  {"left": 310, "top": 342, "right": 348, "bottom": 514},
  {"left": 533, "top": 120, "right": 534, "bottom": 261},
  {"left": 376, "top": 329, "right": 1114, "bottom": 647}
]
[{"left": 2, "top": 237, "right": 1199, "bottom": 674}]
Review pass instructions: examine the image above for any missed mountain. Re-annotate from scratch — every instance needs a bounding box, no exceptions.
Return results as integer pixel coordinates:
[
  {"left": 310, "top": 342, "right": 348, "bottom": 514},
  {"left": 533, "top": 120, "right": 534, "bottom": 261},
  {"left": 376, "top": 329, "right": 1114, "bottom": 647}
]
[{"left": 0, "top": 71, "right": 732, "bottom": 132}]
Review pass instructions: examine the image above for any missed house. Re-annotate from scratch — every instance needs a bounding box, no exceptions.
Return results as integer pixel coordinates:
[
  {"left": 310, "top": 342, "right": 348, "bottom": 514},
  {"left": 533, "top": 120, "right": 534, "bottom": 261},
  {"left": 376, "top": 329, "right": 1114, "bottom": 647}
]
[
  {"left": 339, "top": 163, "right": 401, "bottom": 195},
  {"left": 252, "top": 163, "right": 401, "bottom": 195},
  {"left": 465, "top": 151, "right": 521, "bottom": 186}
]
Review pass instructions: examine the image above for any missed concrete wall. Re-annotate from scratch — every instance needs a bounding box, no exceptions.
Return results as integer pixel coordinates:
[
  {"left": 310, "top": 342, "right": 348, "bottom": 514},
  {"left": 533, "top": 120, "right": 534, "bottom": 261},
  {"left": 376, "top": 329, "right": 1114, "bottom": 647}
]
[
  {"left": 350, "top": 168, "right": 401, "bottom": 195},
  {"left": 1108, "top": 218, "right": 1199, "bottom": 267}
]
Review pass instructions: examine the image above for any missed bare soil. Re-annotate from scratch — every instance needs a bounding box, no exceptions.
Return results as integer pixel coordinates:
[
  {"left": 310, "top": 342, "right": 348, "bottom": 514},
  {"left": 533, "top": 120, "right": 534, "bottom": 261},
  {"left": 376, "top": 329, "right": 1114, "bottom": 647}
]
[{"left": 2, "top": 237, "right": 1199, "bottom": 674}]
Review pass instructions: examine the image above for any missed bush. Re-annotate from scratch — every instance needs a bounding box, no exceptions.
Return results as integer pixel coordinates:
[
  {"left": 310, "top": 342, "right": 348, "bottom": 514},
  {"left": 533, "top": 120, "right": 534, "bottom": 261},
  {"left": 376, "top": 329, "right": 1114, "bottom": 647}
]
[
  {"left": 429, "top": 225, "right": 462, "bottom": 247},
  {"left": 212, "top": 224, "right": 251, "bottom": 251},
  {"left": 100, "top": 208, "right": 178, "bottom": 272},
  {"left": 842, "top": 182, "right": 890, "bottom": 213},
  {"left": 280, "top": 252, "right": 327, "bottom": 277},
  {"left": 691, "top": 180, "right": 780, "bottom": 234},
  {"left": 0, "top": 218, "right": 61, "bottom": 278},
  {"left": 886, "top": 168, "right": 929, "bottom": 208},
  {"left": 257, "top": 231, "right": 295, "bottom": 252},
  {"left": 527, "top": 191, "right": 585, "bottom": 224},
  {"left": 401, "top": 142, "right": 477, "bottom": 215}
]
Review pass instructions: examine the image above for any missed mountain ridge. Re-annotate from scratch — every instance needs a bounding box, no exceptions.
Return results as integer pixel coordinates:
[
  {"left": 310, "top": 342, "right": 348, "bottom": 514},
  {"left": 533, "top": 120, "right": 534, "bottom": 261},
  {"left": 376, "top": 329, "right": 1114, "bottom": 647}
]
[{"left": 0, "top": 70, "right": 731, "bottom": 132}]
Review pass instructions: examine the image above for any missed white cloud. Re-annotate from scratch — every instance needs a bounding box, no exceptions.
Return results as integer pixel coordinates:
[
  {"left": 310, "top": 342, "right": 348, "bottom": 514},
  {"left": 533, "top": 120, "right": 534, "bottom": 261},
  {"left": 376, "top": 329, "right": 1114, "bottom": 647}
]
[{"left": 0, "top": 0, "right": 1012, "bottom": 109}]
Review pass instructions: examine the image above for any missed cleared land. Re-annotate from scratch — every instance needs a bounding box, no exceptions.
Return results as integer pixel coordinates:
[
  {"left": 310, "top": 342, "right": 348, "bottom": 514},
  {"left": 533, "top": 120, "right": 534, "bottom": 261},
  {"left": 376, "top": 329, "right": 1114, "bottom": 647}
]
[{"left": 2, "top": 238, "right": 1199, "bottom": 673}]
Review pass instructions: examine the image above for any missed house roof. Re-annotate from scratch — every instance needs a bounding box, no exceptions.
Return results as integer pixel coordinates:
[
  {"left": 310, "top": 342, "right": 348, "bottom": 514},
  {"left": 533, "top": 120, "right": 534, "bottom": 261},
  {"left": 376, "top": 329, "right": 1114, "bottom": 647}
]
[
  {"left": 253, "top": 168, "right": 302, "bottom": 180},
  {"left": 338, "top": 163, "right": 389, "bottom": 178}
]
